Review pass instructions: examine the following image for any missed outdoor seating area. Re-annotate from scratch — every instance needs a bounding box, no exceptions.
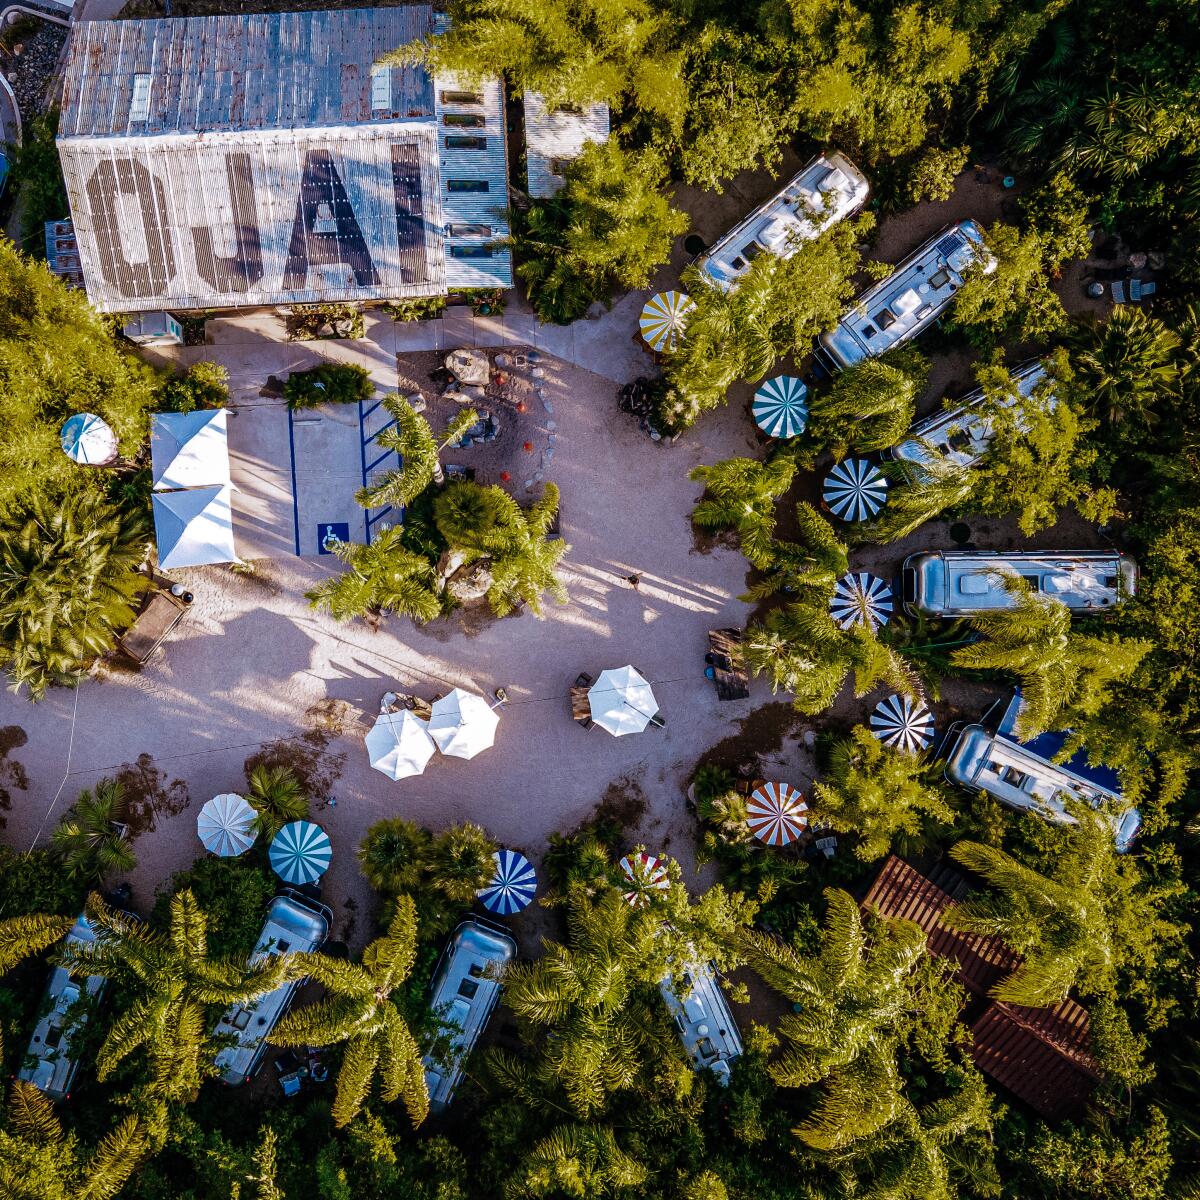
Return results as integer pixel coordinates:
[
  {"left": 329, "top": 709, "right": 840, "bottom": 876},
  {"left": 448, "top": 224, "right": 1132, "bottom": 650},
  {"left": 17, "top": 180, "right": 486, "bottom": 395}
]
[
  {"left": 705, "top": 628, "right": 750, "bottom": 701},
  {"left": 570, "top": 666, "right": 665, "bottom": 733}
]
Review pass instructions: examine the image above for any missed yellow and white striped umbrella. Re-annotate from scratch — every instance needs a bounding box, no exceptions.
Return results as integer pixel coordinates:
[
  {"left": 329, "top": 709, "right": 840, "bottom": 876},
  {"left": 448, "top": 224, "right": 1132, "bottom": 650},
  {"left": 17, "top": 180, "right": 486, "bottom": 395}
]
[{"left": 639, "top": 291, "right": 695, "bottom": 353}]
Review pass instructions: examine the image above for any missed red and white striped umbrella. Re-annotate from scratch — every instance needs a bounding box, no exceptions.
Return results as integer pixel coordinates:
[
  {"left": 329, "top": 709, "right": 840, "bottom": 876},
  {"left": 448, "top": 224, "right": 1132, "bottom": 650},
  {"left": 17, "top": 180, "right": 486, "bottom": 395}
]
[
  {"left": 746, "top": 782, "right": 809, "bottom": 846},
  {"left": 618, "top": 852, "right": 670, "bottom": 907}
]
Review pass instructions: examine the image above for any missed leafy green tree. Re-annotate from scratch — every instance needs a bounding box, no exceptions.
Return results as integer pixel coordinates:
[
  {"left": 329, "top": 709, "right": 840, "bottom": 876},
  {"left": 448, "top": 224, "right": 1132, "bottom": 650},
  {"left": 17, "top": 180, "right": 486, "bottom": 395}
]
[
  {"left": 865, "top": 455, "right": 976, "bottom": 543},
  {"left": 0, "top": 491, "right": 150, "bottom": 698},
  {"left": 49, "top": 779, "right": 135, "bottom": 883},
  {"left": 689, "top": 453, "right": 797, "bottom": 569},
  {"left": 0, "top": 912, "right": 75, "bottom": 973},
  {"left": 358, "top": 818, "right": 431, "bottom": 895},
  {"left": 356, "top": 399, "right": 479, "bottom": 510},
  {"left": 949, "top": 575, "right": 1150, "bottom": 737},
  {"left": 969, "top": 361, "right": 1117, "bottom": 535},
  {"left": 805, "top": 349, "right": 929, "bottom": 459},
  {"left": 1020, "top": 171, "right": 1094, "bottom": 268},
  {"left": 285, "top": 363, "right": 374, "bottom": 410},
  {"left": 0, "top": 240, "right": 159, "bottom": 517},
  {"left": 0, "top": 848, "right": 84, "bottom": 919},
  {"left": 159, "top": 361, "right": 230, "bottom": 413},
  {"left": 399, "top": 0, "right": 687, "bottom": 127},
  {"left": 744, "top": 502, "right": 850, "bottom": 602},
  {"left": 516, "top": 141, "right": 689, "bottom": 324},
  {"left": 948, "top": 222, "right": 1069, "bottom": 349},
  {"left": 510, "top": 1123, "right": 649, "bottom": 1199},
  {"left": 10, "top": 111, "right": 68, "bottom": 240},
  {"left": 0, "top": 1080, "right": 149, "bottom": 1200},
  {"left": 812, "top": 726, "right": 955, "bottom": 861},
  {"left": 62, "top": 890, "right": 297, "bottom": 1133},
  {"left": 274, "top": 896, "right": 428, "bottom": 1128},
  {"left": 306, "top": 527, "right": 442, "bottom": 623},
  {"left": 151, "top": 854, "right": 276, "bottom": 960},
  {"left": 1066, "top": 307, "right": 1182, "bottom": 429},
  {"left": 245, "top": 764, "right": 308, "bottom": 839},
  {"left": 426, "top": 822, "right": 497, "bottom": 904},
  {"left": 898, "top": 144, "right": 970, "bottom": 205}
]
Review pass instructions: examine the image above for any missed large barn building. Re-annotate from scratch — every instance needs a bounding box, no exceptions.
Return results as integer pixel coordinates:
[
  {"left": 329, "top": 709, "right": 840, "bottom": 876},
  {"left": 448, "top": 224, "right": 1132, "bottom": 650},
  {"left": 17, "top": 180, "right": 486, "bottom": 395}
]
[{"left": 55, "top": 7, "right": 512, "bottom": 314}]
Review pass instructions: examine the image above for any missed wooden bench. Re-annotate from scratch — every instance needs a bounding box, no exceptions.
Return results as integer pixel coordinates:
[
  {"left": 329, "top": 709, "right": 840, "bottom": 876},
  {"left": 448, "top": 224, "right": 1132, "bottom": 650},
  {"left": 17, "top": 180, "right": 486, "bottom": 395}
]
[
  {"left": 117, "top": 590, "right": 188, "bottom": 665},
  {"left": 570, "top": 673, "right": 594, "bottom": 728}
]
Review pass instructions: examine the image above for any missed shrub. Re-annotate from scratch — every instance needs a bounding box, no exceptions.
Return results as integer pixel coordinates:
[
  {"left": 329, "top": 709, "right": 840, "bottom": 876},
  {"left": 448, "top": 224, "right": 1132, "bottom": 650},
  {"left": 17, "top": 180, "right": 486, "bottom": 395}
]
[
  {"left": 159, "top": 361, "right": 230, "bottom": 413},
  {"left": 285, "top": 363, "right": 374, "bottom": 409}
]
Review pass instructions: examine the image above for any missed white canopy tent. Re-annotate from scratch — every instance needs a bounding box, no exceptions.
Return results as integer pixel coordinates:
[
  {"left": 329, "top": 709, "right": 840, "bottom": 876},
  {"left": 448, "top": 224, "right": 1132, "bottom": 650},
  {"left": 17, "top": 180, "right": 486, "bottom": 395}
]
[
  {"left": 428, "top": 688, "right": 499, "bottom": 760},
  {"left": 151, "top": 409, "right": 231, "bottom": 491},
  {"left": 152, "top": 483, "right": 238, "bottom": 569}
]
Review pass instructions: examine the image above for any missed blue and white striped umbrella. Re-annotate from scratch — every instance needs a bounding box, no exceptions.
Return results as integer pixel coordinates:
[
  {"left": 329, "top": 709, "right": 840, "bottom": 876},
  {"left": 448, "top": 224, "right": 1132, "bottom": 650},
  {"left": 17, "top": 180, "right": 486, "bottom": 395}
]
[
  {"left": 477, "top": 849, "right": 537, "bottom": 915},
  {"left": 269, "top": 821, "right": 332, "bottom": 886},
  {"left": 60, "top": 413, "right": 118, "bottom": 465},
  {"left": 870, "top": 694, "right": 935, "bottom": 753},
  {"left": 824, "top": 459, "right": 889, "bottom": 522},
  {"left": 830, "top": 572, "right": 893, "bottom": 631},
  {"left": 752, "top": 376, "right": 808, "bottom": 438}
]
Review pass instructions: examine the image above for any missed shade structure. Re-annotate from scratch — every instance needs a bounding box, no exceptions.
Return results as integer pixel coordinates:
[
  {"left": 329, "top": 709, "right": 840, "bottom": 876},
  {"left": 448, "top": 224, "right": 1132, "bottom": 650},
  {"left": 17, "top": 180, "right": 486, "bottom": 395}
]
[
  {"left": 269, "top": 821, "right": 332, "bottom": 885},
  {"left": 588, "top": 666, "right": 659, "bottom": 737},
  {"left": 619, "top": 852, "right": 670, "bottom": 907},
  {"left": 824, "top": 458, "right": 888, "bottom": 522},
  {"left": 747, "top": 782, "right": 809, "bottom": 846},
  {"left": 197, "top": 792, "right": 257, "bottom": 857},
  {"left": 152, "top": 484, "right": 238, "bottom": 569},
  {"left": 428, "top": 688, "right": 499, "bottom": 760},
  {"left": 870, "top": 694, "right": 935, "bottom": 754},
  {"left": 477, "top": 849, "right": 537, "bottom": 915},
  {"left": 752, "top": 375, "right": 809, "bottom": 438},
  {"left": 830, "top": 571, "right": 894, "bottom": 631},
  {"left": 639, "top": 290, "right": 695, "bottom": 353},
  {"left": 365, "top": 710, "right": 436, "bottom": 780},
  {"left": 151, "top": 409, "right": 230, "bottom": 491},
  {"left": 60, "top": 413, "right": 117, "bottom": 465}
]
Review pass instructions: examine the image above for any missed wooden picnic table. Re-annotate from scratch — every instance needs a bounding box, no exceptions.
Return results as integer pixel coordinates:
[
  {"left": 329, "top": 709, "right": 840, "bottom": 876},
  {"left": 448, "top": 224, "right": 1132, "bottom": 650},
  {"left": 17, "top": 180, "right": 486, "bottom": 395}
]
[
  {"left": 118, "top": 590, "right": 187, "bottom": 664},
  {"left": 570, "top": 686, "right": 592, "bottom": 725},
  {"left": 707, "top": 628, "right": 750, "bottom": 701}
]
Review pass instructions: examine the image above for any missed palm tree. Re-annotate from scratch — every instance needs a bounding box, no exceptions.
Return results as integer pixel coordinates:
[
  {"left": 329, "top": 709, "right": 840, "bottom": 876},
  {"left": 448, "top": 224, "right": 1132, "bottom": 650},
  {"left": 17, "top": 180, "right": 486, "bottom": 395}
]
[
  {"left": 61, "top": 890, "right": 298, "bottom": 1127},
  {"left": 689, "top": 453, "right": 797, "bottom": 569},
  {"left": 355, "top": 398, "right": 480, "bottom": 510},
  {"left": 812, "top": 727, "right": 955, "bottom": 861},
  {"left": 1067, "top": 307, "right": 1181, "bottom": 428},
  {"left": 510, "top": 1123, "right": 650, "bottom": 1199},
  {"left": 861, "top": 455, "right": 975, "bottom": 544},
  {"left": 0, "top": 1080, "right": 149, "bottom": 1200},
  {"left": 49, "top": 779, "right": 135, "bottom": 883},
  {"left": 0, "top": 492, "right": 150, "bottom": 699},
  {"left": 306, "top": 527, "right": 443, "bottom": 623},
  {"left": 943, "top": 807, "right": 1118, "bottom": 1005},
  {"left": 427, "top": 822, "right": 497, "bottom": 904},
  {"left": 0, "top": 912, "right": 75, "bottom": 973},
  {"left": 949, "top": 574, "right": 1150, "bottom": 737},
  {"left": 272, "top": 896, "right": 428, "bottom": 1128},
  {"left": 741, "top": 889, "right": 930, "bottom": 1147},
  {"left": 806, "top": 352, "right": 927, "bottom": 457},
  {"left": 743, "top": 502, "right": 848, "bottom": 600},
  {"left": 357, "top": 817, "right": 431, "bottom": 894},
  {"left": 245, "top": 763, "right": 308, "bottom": 839}
]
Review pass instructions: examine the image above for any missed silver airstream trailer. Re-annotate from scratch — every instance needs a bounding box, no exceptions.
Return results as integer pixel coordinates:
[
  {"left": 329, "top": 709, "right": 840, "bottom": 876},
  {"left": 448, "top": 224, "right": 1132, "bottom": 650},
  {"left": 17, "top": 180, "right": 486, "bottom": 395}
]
[
  {"left": 213, "top": 890, "right": 332, "bottom": 1085},
  {"left": 889, "top": 359, "right": 1051, "bottom": 476},
  {"left": 18, "top": 914, "right": 110, "bottom": 1100},
  {"left": 816, "top": 220, "right": 995, "bottom": 372},
  {"left": 422, "top": 918, "right": 517, "bottom": 1113},
  {"left": 944, "top": 693, "right": 1141, "bottom": 851},
  {"left": 902, "top": 550, "right": 1137, "bottom": 618},
  {"left": 694, "top": 153, "right": 869, "bottom": 292},
  {"left": 659, "top": 962, "right": 743, "bottom": 1086}
]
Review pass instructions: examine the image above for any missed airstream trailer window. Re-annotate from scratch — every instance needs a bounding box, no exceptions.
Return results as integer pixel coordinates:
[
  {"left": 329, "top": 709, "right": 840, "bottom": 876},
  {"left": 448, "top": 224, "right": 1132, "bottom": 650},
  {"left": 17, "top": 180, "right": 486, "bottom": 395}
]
[{"left": 928, "top": 267, "right": 951, "bottom": 289}]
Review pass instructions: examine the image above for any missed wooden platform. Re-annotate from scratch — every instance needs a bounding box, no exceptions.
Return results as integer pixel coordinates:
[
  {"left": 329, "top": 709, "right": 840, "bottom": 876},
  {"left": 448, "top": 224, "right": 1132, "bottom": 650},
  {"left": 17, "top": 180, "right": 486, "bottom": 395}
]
[
  {"left": 707, "top": 628, "right": 750, "bottom": 701},
  {"left": 117, "top": 590, "right": 187, "bottom": 665}
]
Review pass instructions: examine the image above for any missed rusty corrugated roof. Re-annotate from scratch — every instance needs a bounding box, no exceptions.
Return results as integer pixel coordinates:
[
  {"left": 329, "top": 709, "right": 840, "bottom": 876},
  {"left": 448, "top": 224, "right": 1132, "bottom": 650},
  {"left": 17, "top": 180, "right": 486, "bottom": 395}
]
[{"left": 863, "top": 855, "right": 1100, "bottom": 1120}]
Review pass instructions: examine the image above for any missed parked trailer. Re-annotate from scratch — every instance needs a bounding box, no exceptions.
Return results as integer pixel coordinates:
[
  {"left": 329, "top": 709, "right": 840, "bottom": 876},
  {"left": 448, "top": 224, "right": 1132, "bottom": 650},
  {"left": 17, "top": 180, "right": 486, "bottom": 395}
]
[
  {"left": 694, "top": 153, "right": 869, "bottom": 292},
  {"left": 944, "top": 693, "right": 1141, "bottom": 851},
  {"left": 18, "top": 914, "right": 111, "bottom": 1100},
  {"left": 660, "top": 961, "right": 743, "bottom": 1085},
  {"left": 888, "top": 359, "right": 1050, "bottom": 476},
  {"left": 902, "top": 550, "right": 1137, "bottom": 619},
  {"left": 816, "top": 220, "right": 995, "bottom": 372},
  {"left": 422, "top": 917, "right": 516, "bottom": 1113},
  {"left": 213, "top": 890, "right": 332, "bottom": 1086}
]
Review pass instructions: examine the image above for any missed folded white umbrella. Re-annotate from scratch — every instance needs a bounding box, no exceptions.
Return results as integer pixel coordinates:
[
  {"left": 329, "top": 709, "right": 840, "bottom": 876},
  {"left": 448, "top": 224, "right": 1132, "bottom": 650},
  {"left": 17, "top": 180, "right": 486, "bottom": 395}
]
[
  {"left": 365, "top": 710, "right": 436, "bottom": 780},
  {"left": 197, "top": 793, "right": 257, "bottom": 857},
  {"left": 588, "top": 666, "right": 659, "bottom": 737},
  {"left": 428, "top": 688, "right": 499, "bottom": 760}
]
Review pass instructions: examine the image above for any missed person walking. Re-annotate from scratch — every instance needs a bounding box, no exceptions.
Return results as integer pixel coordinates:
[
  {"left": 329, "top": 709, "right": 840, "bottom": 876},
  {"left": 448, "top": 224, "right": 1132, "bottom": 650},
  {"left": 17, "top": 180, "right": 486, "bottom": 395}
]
[{"left": 626, "top": 573, "right": 642, "bottom": 590}]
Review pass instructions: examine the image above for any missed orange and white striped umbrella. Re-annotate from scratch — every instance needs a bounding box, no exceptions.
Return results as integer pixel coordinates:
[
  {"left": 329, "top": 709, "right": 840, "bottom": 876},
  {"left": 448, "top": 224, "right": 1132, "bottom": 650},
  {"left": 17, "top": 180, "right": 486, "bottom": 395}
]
[
  {"left": 618, "top": 851, "right": 670, "bottom": 906},
  {"left": 746, "top": 782, "right": 809, "bottom": 846}
]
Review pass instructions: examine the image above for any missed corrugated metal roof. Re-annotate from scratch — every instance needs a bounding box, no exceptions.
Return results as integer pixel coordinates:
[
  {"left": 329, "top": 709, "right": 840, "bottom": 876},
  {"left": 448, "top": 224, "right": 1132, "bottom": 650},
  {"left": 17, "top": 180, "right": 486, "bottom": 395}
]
[
  {"left": 970, "top": 1003, "right": 1100, "bottom": 1120},
  {"left": 863, "top": 855, "right": 1100, "bottom": 1120},
  {"left": 54, "top": 9, "right": 513, "bottom": 309},
  {"left": 523, "top": 92, "right": 609, "bottom": 199},
  {"left": 59, "top": 9, "right": 436, "bottom": 138}
]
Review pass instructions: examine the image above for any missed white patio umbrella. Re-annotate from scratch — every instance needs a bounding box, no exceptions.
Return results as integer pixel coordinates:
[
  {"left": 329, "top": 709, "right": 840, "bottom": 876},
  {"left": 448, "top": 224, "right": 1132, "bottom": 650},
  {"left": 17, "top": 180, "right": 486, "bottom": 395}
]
[
  {"left": 365, "top": 710, "right": 436, "bottom": 780},
  {"left": 197, "top": 793, "right": 257, "bottom": 857},
  {"left": 588, "top": 666, "right": 659, "bottom": 737},
  {"left": 428, "top": 688, "right": 499, "bottom": 760}
]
